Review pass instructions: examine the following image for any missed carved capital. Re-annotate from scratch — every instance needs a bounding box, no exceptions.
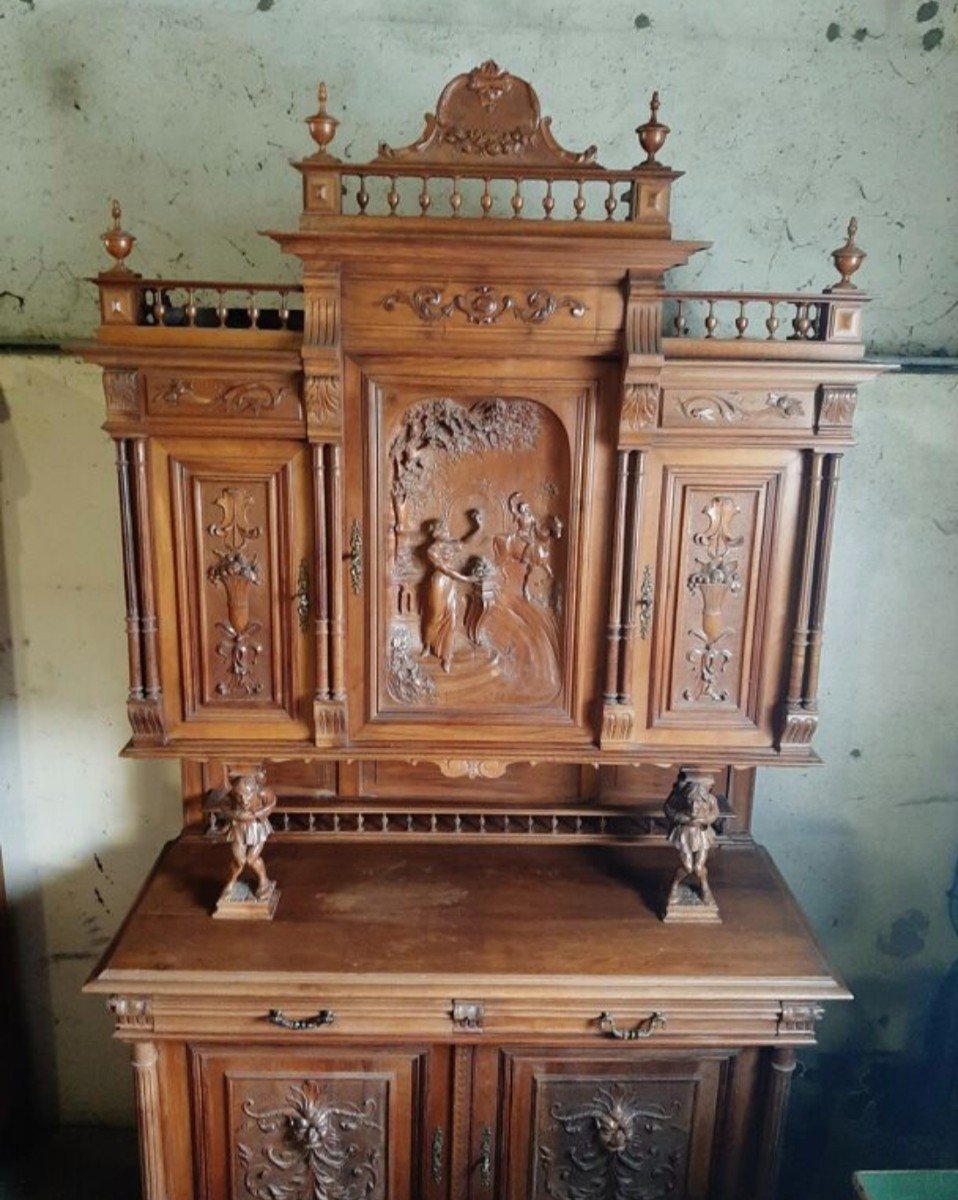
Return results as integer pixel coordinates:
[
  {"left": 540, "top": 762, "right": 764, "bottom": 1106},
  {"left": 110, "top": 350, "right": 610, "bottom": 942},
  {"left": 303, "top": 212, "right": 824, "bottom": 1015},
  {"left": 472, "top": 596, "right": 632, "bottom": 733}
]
[
  {"left": 304, "top": 373, "right": 342, "bottom": 433},
  {"left": 451, "top": 999, "right": 484, "bottom": 1032},
  {"left": 777, "top": 1002, "right": 825, "bottom": 1036},
  {"left": 127, "top": 697, "right": 166, "bottom": 746},
  {"left": 817, "top": 384, "right": 857, "bottom": 432},
  {"left": 779, "top": 707, "right": 819, "bottom": 746},
  {"left": 313, "top": 699, "right": 347, "bottom": 744},
  {"left": 108, "top": 995, "right": 153, "bottom": 1031},
  {"left": 600, "top": 704, "right": 635, "bottom": 744},
  {"left": 103, "top": 369, "right": 142, "bottom": 421},
  {"left": 621, "top": 382, "right": 660, "bottom": 433}
]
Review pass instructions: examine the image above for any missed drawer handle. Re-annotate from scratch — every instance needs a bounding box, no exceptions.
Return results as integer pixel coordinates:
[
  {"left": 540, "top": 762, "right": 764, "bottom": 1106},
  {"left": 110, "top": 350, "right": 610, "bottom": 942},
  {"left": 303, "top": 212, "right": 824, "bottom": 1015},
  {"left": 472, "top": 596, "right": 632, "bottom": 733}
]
[
  {"left": 266, "top": 1008, "right": 335, "bottom": 1030},
  {"left": 599, "top": 1010, "right": 666, "bottom": 1040}
]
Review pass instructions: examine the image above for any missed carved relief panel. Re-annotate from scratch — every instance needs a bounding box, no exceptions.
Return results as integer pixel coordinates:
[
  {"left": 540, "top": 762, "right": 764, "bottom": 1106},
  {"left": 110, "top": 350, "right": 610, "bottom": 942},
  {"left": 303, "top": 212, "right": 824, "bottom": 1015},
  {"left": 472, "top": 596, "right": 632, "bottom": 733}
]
[
  {"left": 190, "top": 1045, "right": 426, "bottom": 1200},
  {"left": 499, "top": 1050, "right": 727, "bottom": 1200},
  {"left": 630, "top": 448, "right": 802, "bottom": 747},
  {"left": 344, "top": 366, "right": 610, "bottom": 745},
  {"left": 151, "top": 438, "right": 313, "bottom": 740}
]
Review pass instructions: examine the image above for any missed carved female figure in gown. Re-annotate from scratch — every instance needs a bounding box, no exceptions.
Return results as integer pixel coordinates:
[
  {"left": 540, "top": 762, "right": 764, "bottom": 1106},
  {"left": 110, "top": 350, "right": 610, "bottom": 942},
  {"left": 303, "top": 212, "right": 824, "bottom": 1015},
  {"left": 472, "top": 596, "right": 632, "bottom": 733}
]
[{"left": 421, "top": 510, "right": 484, "bottom": 672}]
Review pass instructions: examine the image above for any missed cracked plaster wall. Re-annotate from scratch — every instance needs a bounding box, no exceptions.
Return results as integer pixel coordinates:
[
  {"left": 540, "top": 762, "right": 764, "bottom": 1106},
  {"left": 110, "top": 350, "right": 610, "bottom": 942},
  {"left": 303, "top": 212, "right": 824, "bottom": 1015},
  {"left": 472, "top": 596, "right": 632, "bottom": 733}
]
[{"left": 0, "top": 0, "right": 956, "bottom": 354}]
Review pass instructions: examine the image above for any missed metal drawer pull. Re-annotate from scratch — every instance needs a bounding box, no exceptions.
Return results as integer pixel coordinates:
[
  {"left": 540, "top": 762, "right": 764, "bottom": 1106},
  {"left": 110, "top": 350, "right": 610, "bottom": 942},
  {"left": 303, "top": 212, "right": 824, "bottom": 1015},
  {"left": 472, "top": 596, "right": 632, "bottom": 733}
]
[
  {"left": 599, "top": 1010, "right": 666, "bottom": 1040},
  {"left": 266, "top": 1008, "right": 335, "bottom": 1030},
  {"left": 478, "top": 1125, "right": 493, "bottom": 1190}
]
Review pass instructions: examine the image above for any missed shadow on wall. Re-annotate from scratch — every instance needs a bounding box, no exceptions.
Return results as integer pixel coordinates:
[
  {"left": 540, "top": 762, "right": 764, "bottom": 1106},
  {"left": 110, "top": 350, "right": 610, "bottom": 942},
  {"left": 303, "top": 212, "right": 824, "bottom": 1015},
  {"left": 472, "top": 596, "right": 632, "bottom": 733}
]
[{"left": 782, "top": 932, "right": 958, "bottom": 1197}]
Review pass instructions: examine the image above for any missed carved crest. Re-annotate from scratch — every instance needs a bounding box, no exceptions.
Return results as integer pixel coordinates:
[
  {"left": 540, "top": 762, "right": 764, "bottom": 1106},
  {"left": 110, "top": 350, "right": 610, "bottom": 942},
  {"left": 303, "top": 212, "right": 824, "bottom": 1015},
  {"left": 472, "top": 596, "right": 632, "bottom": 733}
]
[{"left": 375, "top": 61, "right": 600, "bottom": 167}]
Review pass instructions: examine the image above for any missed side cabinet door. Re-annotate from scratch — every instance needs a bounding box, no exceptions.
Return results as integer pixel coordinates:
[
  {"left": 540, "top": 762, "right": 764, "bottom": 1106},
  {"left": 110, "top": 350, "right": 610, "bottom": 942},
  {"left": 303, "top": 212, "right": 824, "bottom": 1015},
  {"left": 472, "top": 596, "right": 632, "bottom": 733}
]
[
  {"left": 189, "top": 1044, "right": 433, "bottom": 1200},
  {"left": 498, "top": 1049, "right": 729, "bottom": 1200},
  {"left": 342, "top": 361, "right": 614, "bottom": 748},
  {"left": 633, "top": 447, "right": 802, "bottom": 748},
  {"left": 151, "top": 438, "right": 313, "bottom": 741}
]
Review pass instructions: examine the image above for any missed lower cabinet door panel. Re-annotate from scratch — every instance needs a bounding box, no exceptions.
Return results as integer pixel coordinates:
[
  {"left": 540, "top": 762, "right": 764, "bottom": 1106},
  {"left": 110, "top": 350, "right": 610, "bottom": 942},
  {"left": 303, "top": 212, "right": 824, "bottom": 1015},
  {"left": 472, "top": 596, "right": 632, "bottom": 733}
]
[
  {"left": 188, "top": 1044, "right": 431, "bottom": 1200},
  {"left": 497, "top": 1048, "right": 732, "bottom": 1200}
]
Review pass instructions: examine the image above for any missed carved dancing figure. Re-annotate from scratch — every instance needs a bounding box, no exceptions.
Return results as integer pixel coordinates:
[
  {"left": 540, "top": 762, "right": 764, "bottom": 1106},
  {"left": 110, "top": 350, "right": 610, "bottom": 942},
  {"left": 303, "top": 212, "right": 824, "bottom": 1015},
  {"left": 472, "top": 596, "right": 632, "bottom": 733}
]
[
  {"left": 222, "top": 771, "right": 276, "bottom": 900},
  {"left": 500, "top": 491, "right": 563, "bottom": 602},
  {"left": 664, "top": 770, "right": 720, "bottom": 912},
  {"left": 421, "top": 509, "right": 485, "bottom": 672}
]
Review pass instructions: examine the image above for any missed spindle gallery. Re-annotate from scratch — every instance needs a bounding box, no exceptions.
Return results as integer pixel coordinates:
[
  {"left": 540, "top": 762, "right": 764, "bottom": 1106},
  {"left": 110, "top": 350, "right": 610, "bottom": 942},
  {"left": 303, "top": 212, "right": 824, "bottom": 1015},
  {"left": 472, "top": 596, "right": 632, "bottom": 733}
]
[{"left": 79, "top": 62, "right": 884, "bottom": 1198}]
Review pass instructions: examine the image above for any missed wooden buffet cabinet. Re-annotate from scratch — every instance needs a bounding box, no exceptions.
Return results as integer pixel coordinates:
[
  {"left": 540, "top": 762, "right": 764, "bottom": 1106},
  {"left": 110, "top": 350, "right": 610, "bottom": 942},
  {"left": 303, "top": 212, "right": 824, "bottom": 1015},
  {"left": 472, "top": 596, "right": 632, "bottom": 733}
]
[{"left": 79, "top": 63, "right": 883, "bottom": 1199}]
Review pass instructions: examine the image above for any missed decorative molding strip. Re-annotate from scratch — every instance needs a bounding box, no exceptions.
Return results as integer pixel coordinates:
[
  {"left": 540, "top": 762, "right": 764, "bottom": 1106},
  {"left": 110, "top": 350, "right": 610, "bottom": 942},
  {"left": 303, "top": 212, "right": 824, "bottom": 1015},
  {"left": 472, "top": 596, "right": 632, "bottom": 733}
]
[{"left": 381, "top": 284, "right": 587, "bottom": 326}]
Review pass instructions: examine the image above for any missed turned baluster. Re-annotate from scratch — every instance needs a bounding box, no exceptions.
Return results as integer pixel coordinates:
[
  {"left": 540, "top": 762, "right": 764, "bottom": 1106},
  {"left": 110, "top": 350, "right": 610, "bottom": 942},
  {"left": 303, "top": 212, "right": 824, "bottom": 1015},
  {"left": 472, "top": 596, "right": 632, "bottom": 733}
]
[
  {"left": 278, "top": 291, "right": 290, "bottom": 329},
  {"left": 805, "top": 302, "right": 819, "bottom": 339},
  {"left": 673, "top": 299, "right": 687, "bottom": 336},
  {"left": 735, "top": 299, "right": 749, "bottom": 339},
  {"left": 573, "top": 178, "right": 586, "bottom": 220},
  {"left": 480, "top": 177, "right": 493, "bottom": 216},
  {"left": 450, "top": 176, "right": 462, "bottom": 217},
  {"left": 418, "top": 176, "right": 431, "bottom": 216},
  {"left": 387, "top": 176, "right": 399, "bottom": 215},
  {"left": 704, "top": 299, "right": 717, "bottom": 338},
  {"left": 215, "top": 289, "right": 227, "bottom": 327},
  {"left": 604, "top": 179, "right": 618, "bottom": 220},
  {"left": 152, "top": 291, "right": 165, "bottom": 326},
  {"left": 543, "top": 179, "right": 555, "bottom": 219},
  {"left": 792, "top": 302, "right": 811, "bottom": 339},
  {"left": 511, "top": 178, "right": 524, "bottom": 218},
  {"left": 766, "top": 299, "right": 780, "bottom": 340},
  {"left": 184, "top": 288, "right": 197, "bottom": 327},
  {"left": 356, "top": 175, "right": 369, "bottom": 214},
  {"left": 248, "top": 290, "right": 260, "bottom": 329}
]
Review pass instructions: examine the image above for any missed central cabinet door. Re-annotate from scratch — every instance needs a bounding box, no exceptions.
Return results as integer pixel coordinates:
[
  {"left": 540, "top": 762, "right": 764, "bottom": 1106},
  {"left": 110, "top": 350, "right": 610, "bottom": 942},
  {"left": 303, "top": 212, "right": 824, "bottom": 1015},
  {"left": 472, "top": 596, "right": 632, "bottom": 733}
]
[{"left": 343, "top": 360, "right": 613, "bottom": 746}]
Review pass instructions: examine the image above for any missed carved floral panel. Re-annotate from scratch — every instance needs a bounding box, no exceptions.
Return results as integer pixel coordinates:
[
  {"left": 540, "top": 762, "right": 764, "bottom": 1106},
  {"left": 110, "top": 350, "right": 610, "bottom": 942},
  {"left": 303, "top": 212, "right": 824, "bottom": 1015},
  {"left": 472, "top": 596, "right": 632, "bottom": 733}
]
[
  {"left": 531, "top": 1076, "right": 696, "bottom": 1199},
  {"left": 378, "top": 392, "right": 578, "bottom": 715},
  {"left": 229, "top": 1075, "right": 388, "bottom": 1200}
]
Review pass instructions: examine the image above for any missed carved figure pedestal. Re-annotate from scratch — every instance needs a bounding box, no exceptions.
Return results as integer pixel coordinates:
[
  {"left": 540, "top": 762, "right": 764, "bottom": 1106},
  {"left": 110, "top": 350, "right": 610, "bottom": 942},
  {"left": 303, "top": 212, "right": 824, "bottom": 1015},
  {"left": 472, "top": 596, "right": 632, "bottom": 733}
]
[
  {"left": 662, "top": 768, "right": 722, "bottom": 923},
  {"left": 208, "top": 769, "right": 280, "bottom": 921}
]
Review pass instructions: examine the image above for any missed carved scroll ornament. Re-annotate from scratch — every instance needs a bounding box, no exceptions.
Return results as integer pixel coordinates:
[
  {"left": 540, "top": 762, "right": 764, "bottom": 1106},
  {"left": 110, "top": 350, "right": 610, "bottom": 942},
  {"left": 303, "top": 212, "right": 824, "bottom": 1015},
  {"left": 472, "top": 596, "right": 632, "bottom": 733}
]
[
  {"left": 238, "top": 1081, "right": 382, "bottom": 1200},
  {"left": 158, "top": 378, "right": 286, "bottom": 415},
  {"left": 375, "top": 60, "right": 599, "bottom": 167},
  {"left": 381, "top": 284, "right": 586, "bottom": 326},
  {"left": 684, "top": 496, "right": 743, "bottom": 704},
  {"left": 206, "top": 487, "right": 264, "bottom": 697}
]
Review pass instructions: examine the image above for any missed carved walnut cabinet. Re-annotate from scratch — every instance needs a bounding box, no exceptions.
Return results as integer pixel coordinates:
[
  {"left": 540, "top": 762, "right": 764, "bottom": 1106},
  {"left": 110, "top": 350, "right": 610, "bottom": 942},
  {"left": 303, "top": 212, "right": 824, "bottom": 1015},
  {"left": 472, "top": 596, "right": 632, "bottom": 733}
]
[{"left": 80, "top": 63, "right": 883, "bottom": 1199}]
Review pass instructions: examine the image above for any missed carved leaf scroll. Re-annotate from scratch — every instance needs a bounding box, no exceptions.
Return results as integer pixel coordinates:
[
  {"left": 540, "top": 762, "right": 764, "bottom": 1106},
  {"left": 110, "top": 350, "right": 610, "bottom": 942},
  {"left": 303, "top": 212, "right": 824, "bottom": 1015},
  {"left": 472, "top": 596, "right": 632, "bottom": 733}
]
[
  {"left": 236, "top": 1079, "right": 384, "bottom": 1200},
  {"left": 158, "top": 378, "right": 286, "bottom": 415},
  {"left": 374, "top": 61, "right": 600, "bottom": 167},
  {"left": 381, "top": 285, "right": 586, "bottom": 326},
  {"left": 683, "top": 496, "right": 744, "bottom": 704},
  {"left": 206, "top": 487, "right": 265, "bottom": 697}
]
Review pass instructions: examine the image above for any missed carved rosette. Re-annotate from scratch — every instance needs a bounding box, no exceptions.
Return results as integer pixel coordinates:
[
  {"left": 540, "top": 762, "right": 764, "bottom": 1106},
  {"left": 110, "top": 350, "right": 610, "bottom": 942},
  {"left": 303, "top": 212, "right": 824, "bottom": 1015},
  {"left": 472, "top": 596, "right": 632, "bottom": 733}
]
[
  {"left": 537, "top": 1084, "right": 686, "bottom": 1200},
  {"left": 236, "top": 1080, "right": 383, "bottom": 1200}
]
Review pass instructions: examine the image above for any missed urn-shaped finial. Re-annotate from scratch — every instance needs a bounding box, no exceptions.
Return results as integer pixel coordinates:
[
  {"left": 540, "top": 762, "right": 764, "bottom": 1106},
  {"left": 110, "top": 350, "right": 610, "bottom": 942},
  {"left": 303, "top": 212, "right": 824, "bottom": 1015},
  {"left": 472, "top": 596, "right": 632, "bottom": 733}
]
[
  {"left": 828, "top": 217, "right": 867, "bottom": 292},
  {"left": 636, "top": 90, "right": 670, "bottom": 167},
  {"left": 306, "top": 82, "right": 340, "bottom": 159},
  {"left": 100, "top": 199, "right": 136, "bottom": 274}
]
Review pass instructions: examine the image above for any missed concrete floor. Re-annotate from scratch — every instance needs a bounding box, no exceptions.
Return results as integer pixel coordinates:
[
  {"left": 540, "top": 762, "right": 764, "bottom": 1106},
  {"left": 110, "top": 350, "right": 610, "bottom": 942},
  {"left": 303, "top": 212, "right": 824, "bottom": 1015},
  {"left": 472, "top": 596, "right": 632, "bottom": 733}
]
[{"left": 0, "top": 1127, "right": 139, "bottom": 1199}]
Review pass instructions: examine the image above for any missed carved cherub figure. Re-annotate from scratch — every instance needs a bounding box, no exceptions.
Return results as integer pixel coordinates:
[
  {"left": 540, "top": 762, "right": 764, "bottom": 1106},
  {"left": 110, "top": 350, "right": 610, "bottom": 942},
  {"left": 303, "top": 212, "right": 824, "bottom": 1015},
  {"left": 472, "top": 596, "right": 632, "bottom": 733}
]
[
  {"left": 664, "top": 770, "right": 720, "bottom": 909},
  {"left": 221, "top": 770, "right": 277, "bottom": 901},
  {"left": 500, "top": 491, "right": 563, "bottom": 602}
]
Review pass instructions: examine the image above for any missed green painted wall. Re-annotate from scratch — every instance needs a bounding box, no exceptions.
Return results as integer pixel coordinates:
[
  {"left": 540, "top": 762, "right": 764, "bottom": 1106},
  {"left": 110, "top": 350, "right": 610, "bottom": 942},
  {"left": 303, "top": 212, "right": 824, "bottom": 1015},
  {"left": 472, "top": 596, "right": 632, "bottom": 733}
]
[{"left": 0, "top": 1, "right": 956, "bottom": 1195}]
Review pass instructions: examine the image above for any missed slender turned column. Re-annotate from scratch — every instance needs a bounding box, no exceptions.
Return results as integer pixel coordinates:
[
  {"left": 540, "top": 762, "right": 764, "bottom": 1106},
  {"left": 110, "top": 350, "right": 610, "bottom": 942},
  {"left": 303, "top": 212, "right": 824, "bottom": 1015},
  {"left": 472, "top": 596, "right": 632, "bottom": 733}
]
[
  {"left": 603, "top": 450, "right": 630, "bottom": 702},
  {"left": 312, "top": 443, "right": 330, "bottom": 702},
  {"left": 804, "top": 455, "right": 842, "bottom": 712},
  {"left": 786, "top": 451, "right": 825, "bottom": 708},
  {"left": 753, "top": 1046, "right": 797, "bottom": 1200},
  {"left": 131, "top": 1042, "right": 168, "bottom": 1200},
  {"left": 131, "top": 439, "right": 160, "bottom": 701},
  {"left": 328, "top": 442, "right": 346, "bottom": 702},
  {"left": 618, "top": 449, "right": 645, "bottom": 704},
  {"left": 114, "top": 439, "right": 144, "bottom": 701}
]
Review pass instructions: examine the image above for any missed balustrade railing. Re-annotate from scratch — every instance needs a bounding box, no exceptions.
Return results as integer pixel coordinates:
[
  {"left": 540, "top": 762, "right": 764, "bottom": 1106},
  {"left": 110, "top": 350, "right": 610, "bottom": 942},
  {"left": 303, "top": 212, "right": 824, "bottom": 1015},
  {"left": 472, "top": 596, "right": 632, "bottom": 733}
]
[
  {"left": 139, "top": 280, "right": 304, "bottom": 331},
  {"left": 663, "top": 292, "right": 832, "bottom": 343}
]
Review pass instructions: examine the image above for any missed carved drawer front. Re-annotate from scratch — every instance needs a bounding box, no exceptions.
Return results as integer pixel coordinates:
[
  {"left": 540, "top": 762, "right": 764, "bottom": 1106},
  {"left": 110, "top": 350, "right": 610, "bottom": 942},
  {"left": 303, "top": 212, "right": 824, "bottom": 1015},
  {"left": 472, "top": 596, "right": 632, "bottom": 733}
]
[
  {"left": 343, "top": 364, "right": 612, "bottom": 746},
  {"left": 144, "top": 374, "right": 303, "bottom": 424},
  {"left": 151, "top": 438, "right": 313, "bottom": 740},
  {"left": 661, "top": 387, "right": 814, "bottom": 431},
  {"left": 630, "top": 447, "right": 802, "bottom": 746},
  {"left": 498, "top": 1049, "right": 728, "bottom": 1200},
  {"left": 190, "top": 1045, "right": 431, "bottom": 1200}
]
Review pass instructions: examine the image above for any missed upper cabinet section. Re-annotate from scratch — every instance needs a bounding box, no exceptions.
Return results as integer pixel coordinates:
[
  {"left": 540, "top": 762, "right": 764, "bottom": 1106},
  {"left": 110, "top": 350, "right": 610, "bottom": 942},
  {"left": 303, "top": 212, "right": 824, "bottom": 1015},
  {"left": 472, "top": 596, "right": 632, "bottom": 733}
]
[{"left": 77, "top": 62, "right": 887, "bottom": 767}]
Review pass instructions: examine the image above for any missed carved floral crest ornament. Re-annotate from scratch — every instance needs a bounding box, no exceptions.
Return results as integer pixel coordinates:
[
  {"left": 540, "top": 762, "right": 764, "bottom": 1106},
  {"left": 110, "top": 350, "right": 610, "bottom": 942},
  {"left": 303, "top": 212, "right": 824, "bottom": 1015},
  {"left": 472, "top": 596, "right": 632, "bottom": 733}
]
[{"left": 79, "top": 57, "right": 884, "bottom": 1200}]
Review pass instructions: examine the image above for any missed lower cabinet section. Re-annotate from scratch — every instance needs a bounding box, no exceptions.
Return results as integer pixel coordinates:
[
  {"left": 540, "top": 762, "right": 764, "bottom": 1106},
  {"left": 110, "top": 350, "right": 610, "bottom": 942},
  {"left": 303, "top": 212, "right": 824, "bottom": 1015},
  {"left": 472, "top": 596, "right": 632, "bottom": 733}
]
[{"left": 129, "top": 1038, "right": 796, "bottom": 1199}]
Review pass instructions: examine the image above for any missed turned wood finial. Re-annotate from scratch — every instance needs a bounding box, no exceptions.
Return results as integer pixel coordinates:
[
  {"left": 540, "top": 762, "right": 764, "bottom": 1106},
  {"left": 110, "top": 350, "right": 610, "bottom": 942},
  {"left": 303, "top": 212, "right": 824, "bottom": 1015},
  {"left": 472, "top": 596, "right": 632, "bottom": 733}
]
[
  {"left": 636, "top": 90, "right": 670, "bottom": 167},
  {"left": 828, "top": 216, "right": 866, "bottom": 291},
  {"left": 306, "top": 81, "right": 340, "bottom": 160},
  {"left": 100, "top": 198, "right": 136, "bottom": 275}
]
